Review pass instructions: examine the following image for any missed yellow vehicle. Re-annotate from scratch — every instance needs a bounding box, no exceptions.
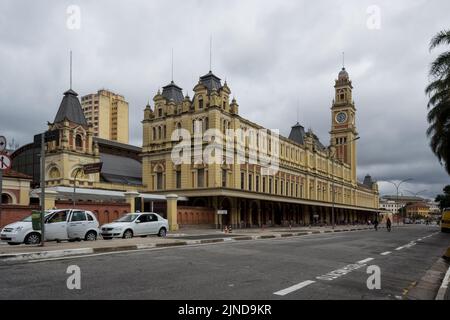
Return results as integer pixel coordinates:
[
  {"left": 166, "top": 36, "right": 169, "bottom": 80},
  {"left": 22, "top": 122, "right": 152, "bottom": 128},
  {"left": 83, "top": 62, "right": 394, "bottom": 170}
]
[{"left": 442, "top": 208, "right": 450, "bottom": 233}]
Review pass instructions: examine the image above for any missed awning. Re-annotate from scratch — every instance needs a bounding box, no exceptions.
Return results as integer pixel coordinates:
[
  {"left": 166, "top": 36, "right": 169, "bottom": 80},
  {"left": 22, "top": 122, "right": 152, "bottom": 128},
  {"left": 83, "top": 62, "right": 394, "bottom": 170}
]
[{"left": 30, "top": 187, "right": 188, "bottom": 202}]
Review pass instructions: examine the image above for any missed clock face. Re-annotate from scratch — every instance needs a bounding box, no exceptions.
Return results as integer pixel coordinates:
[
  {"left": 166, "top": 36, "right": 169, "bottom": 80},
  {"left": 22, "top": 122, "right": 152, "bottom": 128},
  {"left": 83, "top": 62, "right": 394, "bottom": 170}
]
[{"left": 336, "top": 112, "right": 347, "bottom": 124}]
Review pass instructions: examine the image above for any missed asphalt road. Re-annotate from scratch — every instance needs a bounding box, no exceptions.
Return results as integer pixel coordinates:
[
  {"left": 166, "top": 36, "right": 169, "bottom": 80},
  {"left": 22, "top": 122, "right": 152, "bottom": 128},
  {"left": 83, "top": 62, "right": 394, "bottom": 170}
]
[{"left": 0, "top": 225, "right": 448, "bottom": 300}]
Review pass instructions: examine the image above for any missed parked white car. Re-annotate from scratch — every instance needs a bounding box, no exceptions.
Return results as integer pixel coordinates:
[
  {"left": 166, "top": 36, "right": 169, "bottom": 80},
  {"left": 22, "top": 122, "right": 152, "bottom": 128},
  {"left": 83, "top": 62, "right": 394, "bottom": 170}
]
[
  {"left": 0, "top": 209, "right": 99, "bottom": 245},
  {"left": 100, "top": 212, "right": 168, "bottom": 239}
]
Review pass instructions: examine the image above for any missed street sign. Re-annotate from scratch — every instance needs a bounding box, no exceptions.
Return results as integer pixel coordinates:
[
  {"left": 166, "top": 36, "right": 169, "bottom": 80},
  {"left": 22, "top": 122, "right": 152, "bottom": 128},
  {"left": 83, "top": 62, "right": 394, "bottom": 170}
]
[
  {"left": 0, "top": 136, "right": 6, "bottom": 152},
  {"left": 0, "top": 154, "right": 11, "bottom": 170},
  {"left": 83, "top": 162, "right": 103, "bottom": 174},
  {"left": 217, "top": 210, "right": 228, "bottom": 215}
]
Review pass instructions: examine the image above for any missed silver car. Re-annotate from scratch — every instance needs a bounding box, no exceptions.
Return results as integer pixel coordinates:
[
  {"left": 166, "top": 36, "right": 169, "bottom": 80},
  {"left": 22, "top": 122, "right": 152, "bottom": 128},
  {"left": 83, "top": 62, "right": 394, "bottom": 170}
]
[{"left": 100, "top": 212, "right": 168, "bottom": 239}]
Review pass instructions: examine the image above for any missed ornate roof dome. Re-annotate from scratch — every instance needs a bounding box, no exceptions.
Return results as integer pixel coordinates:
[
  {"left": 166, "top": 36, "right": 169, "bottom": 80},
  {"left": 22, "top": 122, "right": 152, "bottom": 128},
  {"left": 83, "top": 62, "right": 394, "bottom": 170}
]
[{"left": 338, "top": 67, "right": 349, "bottom": 80}]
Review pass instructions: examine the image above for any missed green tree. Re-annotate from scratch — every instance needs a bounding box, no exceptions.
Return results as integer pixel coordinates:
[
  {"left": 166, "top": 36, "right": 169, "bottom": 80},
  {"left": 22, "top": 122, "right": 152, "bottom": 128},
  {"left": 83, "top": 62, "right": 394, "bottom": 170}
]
[
  {"left": 435, "top": 185, "right": 450, "bottom": 210},
  {"left": 426, "top": 30, "right": 450, "bottom": 175}
]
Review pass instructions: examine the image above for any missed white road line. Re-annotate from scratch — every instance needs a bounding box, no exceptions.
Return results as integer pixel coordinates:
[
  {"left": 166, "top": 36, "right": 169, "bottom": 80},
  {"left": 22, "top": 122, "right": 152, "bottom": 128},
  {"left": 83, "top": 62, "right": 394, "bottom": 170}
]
[
  {"left": 380, "top": 251, "right": 391, "bottom": 256},
  {"left": 274, "top": 280, "right": 315, "bottom": 296},
  {"left": 395, "top": 246, "right": 404, "bottom": 251},
  {"left": 436, "top": 265, "right": 450, "bottom": 300},
  {"left": 357, "top": 258, "right": 374, "bottom": 264}
]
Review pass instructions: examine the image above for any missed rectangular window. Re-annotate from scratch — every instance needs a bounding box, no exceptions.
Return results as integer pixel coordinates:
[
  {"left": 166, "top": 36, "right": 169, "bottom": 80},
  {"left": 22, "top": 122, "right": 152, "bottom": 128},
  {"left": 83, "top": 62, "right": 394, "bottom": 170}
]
[
  {"left": 241, "top": 172, "right": 245, "bottom": 190},
  {"left": 275, "top": 179, "right": 278, "bottom": 194},
  {"left": 281, "top": 180, "right": 284, "bottom": 195},
  {"left": 156, "top": 172, "right": 163, "bottom": 190},
  {"left": 248, "top": 174, "right": 253, "bottom": 191},
  {"left": 222, "top": 169, "right": 227, "bottom": 188},
  {"left": 197, "top": 169, "right": 205, "bottom": 188},
  {"left": 269, "top": 178, "right": 272, "bottom": 194},
  {"left": 256, "top": 176, "right": 260, "bottom": 192},
  {"left": 263, "top": 177, "right": 266, "bottom": 193},
  {"left": 176, "top": 171, "right": 181, "bottom": 189}
]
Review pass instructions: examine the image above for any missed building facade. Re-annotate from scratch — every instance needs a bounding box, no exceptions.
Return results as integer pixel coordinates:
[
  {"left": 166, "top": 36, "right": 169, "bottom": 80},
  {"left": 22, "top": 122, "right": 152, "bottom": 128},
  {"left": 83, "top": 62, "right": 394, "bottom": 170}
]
[
  {"left": 81, "top": 89, "right": 129, "bottom": 144},
  {"left": 141, "top": 68, "right": 380, "bottom": 228},
  {"left": 379, "top": 195, "right": 428, "bottom": 215},
  {"left": 405, "top": 202, "right": 430, "bottom": 219}
]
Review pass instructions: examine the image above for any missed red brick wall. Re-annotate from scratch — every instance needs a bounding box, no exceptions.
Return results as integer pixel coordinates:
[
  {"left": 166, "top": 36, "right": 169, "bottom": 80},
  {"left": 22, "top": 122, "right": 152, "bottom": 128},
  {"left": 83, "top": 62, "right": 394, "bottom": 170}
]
[
  {"left": 54, "top": 200, "right": 130, "bottom": 225},
  {"left": 0, "top": 205, "right": 39, "bottom": 228},
  {"left": 177, "top": 206, "right": 215, "bottom": 227}
]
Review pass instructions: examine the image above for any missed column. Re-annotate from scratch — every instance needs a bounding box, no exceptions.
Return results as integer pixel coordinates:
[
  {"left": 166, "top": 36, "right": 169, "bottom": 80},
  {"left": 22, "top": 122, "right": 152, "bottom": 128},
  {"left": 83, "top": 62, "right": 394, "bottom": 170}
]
[
  {"left": 44, "top": 190, "right": 58, "bottom": 210},
  {"left": 166, "top": 194, "right": 179, "bottom": 231},
  {"left": 124, "top": 191, "right": 140, "bottom": 213}
]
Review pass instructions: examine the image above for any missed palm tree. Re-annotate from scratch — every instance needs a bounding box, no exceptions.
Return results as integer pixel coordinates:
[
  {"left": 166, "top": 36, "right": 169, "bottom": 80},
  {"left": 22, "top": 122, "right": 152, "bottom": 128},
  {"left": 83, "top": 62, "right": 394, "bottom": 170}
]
[{"left": 426, "top": 30, "right": 450, "bottom": 175}]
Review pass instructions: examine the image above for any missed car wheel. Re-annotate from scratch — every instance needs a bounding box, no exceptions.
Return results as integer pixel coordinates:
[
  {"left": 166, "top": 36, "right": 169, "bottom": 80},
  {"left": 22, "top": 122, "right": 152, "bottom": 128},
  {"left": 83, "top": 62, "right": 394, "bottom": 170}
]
[
  {"left": 123, "top": 229, "right": 133, "bottom": 239},
  {"left": 24, "top": 233, "right": 41, "bottom": 245},
  {"left": 158, "top": 227, "right": 167, "bottom": 237},
  {"left": 85, "top": 230, "right": 97, "bottom": 241}
]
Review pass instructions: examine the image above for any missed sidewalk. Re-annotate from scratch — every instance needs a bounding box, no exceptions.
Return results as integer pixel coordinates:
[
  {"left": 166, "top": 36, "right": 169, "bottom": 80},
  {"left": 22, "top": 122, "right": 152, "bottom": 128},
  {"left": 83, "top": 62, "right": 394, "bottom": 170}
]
[{"left": 0, "top": 224, "right": 401, "bottom": 263}]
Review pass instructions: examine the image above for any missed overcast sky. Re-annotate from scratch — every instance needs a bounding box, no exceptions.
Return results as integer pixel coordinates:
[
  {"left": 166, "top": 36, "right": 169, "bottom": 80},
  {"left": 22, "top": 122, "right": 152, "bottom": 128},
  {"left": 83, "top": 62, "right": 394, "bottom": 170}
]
[{"left": 1, "top": 0, "right": 449, "bottom": 199}]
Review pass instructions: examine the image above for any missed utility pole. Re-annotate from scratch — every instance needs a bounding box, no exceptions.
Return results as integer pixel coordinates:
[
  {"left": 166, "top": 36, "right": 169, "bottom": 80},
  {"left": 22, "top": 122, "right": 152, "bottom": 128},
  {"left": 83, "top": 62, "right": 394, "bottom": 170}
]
[
  {"left": 39, "top": 133, "right": 45, "bottom": 246},
  {"left": 73, "top": 167, "right": 82, "bottom": 207}
]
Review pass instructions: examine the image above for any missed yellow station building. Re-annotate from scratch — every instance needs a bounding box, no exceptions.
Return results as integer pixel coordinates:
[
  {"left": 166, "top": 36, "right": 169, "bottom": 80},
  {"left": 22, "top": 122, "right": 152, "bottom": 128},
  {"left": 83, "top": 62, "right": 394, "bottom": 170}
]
[{"left": 141, "top": 67, "right": 380, "bottom": 228}]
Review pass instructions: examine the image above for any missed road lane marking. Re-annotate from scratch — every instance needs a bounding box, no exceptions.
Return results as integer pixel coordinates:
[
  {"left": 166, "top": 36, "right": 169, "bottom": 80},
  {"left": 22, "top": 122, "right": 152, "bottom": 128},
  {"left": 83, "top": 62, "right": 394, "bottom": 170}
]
[
  {"left": 274, "top": 280, "right": 315, "bottom": 296},
  {"left": 395, "top": 246, "right": 404, "bottom": 251},
  {"left": 357, "top": 258, "right": 374, "bottom": 264},
  {"left": 380, "top": 251, "right": 391, "bottom": 256}
]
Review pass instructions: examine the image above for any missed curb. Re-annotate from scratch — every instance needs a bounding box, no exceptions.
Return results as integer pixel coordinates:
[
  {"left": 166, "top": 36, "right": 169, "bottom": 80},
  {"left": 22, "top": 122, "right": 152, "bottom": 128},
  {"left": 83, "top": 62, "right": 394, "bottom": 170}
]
[
  {"left": 0, "top": 226, "right": 396, "bottom": 263},
  {"left": 405, "top": 257, "right": 450, "bottom": 300}
]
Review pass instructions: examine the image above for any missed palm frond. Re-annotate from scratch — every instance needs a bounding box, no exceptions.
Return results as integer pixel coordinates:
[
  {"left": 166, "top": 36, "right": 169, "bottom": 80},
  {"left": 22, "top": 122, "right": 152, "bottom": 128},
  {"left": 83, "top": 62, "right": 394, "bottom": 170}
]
[{"left": 430, "top": 29, "right": 450, "bottom": 51}]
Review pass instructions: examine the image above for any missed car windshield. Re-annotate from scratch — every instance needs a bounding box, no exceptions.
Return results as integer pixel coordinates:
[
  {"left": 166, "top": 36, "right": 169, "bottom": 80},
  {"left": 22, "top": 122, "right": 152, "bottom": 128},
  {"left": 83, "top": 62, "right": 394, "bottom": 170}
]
[{"left": 114, "top": 214, "right": 139, "bottom": 222}]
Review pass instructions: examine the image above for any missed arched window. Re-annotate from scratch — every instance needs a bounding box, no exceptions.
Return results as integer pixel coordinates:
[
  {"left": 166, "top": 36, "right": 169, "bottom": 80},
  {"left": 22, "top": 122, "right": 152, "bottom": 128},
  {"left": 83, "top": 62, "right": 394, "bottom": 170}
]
[
  {"left": 75, "top": 134, "right": 83, "bottom": 148},
  {"left": 152, "top": 127, "right": 156, "bottom": 140},
  {"left": 49, "top": 167, "right": 60, "bottom": 179},
  {"left": 154, "top": 165, "right": 164, "bottom": 190},
  {"left": 158, "top": 126, "right": 162, "bottom": 140},
  {"left": 1, "top": 193, "right": 13, "bottom": 204},
  {"left": 198, "top": 96, "right": 204, "bottom": 109}
]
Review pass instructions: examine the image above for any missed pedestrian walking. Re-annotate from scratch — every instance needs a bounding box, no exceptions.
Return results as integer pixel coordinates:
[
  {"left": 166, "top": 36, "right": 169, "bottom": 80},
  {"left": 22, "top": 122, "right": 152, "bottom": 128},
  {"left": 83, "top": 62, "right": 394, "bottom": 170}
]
[
  {"left": 386, "top": 217, "right": 392, "bottom": 232},
  {"left": 373, "top": 218, "right": 379, "bottom": 231}
]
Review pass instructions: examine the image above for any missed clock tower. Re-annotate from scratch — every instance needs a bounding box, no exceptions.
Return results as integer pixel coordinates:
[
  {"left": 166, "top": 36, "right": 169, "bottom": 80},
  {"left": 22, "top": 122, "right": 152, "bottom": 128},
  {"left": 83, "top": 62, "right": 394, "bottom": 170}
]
[{"left": 330, "top": 67, "right": 358, "bottom": 183}]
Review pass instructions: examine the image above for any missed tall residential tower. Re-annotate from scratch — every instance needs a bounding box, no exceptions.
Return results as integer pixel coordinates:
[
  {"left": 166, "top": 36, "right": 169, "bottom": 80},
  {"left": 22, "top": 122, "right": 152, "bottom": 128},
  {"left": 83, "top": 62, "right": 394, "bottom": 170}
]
[{"left": 81, "top": 89, "right": 129, "bottom": 143}]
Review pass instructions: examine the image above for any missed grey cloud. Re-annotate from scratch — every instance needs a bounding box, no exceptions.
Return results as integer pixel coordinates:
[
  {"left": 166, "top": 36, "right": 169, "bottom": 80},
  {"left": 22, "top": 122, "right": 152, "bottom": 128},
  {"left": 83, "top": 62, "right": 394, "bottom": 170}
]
[{"left": 0, "top": 0, "right": 449, "bottom": 199}]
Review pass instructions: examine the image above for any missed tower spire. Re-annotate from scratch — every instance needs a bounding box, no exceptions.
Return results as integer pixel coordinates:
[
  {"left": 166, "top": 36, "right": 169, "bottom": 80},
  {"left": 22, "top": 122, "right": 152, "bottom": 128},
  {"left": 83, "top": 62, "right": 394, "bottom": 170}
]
[
  {"left": 70, "top": 50, "right": 73, "bottom": 89},
  {"left": 342, "top": 52, "right": 345, "bottom": 69},
  {"left": 171, "top": 48, "right": 174, "bottom": 82},
  {"left": 209, "top": 35, "right": 212, "bottom": 72}
]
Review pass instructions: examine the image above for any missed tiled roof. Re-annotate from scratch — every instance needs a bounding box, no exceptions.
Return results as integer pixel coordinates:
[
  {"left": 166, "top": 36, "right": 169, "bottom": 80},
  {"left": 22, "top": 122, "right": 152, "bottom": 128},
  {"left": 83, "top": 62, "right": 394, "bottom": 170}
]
[{"left": 53, "top": 89, "right": 88, "bottom": 125}]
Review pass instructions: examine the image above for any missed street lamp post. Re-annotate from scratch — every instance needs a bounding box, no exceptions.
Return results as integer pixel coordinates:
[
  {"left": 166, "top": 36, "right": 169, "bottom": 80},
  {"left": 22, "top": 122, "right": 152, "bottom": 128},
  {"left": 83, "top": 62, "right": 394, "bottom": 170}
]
[
  {"left": 329, "top": 136, "right": 360, "bottom": 229},
  {"left": 405, "top": 189, "right": 427, "bottom": 198},
  {"left": 386, "top": 179, "right": 413, "bottom": 225},
  {"left": 72, "top": 167, "right": 83, "bottom": 207}
]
